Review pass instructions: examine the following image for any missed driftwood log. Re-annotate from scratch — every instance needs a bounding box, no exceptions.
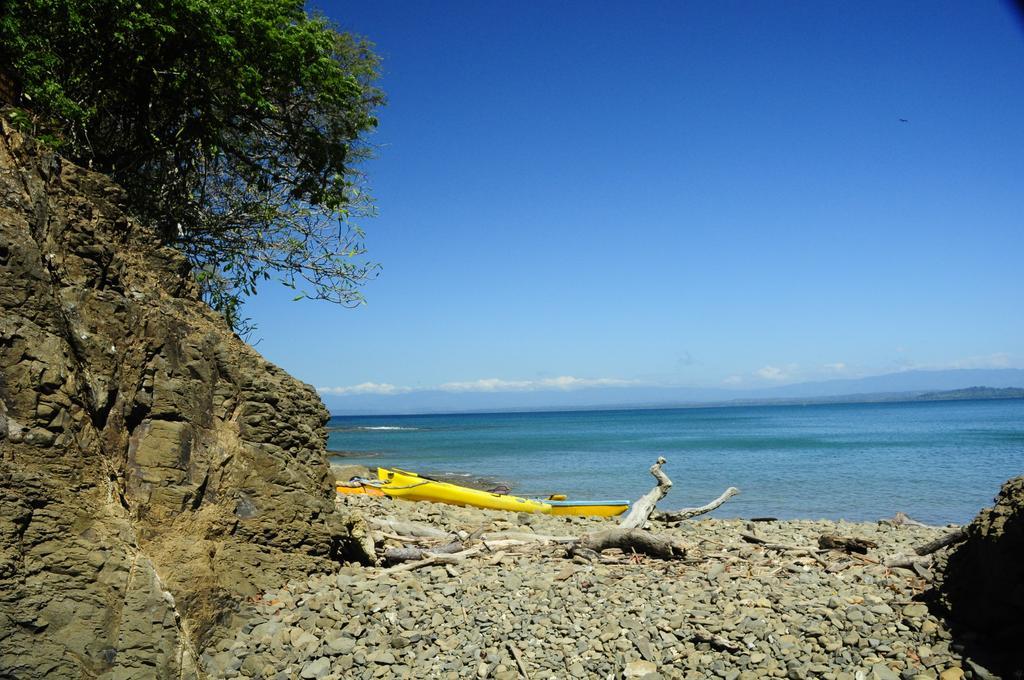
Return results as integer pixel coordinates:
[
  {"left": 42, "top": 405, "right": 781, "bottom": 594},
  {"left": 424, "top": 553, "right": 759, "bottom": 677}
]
[
  {"left": 619, "top": 457, "right": 672, "bottom": 529},
  {"left": 818, "top": 534, "right": 878, "bottom": 554},
  {"left": 484, "top": 531, "right": 576, "bottom": 543},
  {"left": 374, "top": 547, "right": 483, "bottom": 577},
  {"left": 383, "top": 541, "right": 465, "bottom": 564},
  {"left": 884, "top": 553, "right": 934, "bottom": 570},
  {"left": 741, "top": 533, "right": 822, "bottom": 554},
  {"left": 568, "top": 458, "right": 691, "bottom": 560},
  {"left": 507, "top": 643, "right": 531, "bottom": 679},
  {"left": 690, "top": 627, "right": 742, "bottom": 653},
  {"left": 883, "top": 526, "right": 968, "bottom": 571},
  {"left": 368, "top": 517, "right": 452, "bottom": 539},
  {"left": 568, "top": 528, "right": 686, "bottom": 560},
  {"left": 880, "top": 512, "right": 932, "bottom": 528},
  {"left": 914, "top": 527, "right": 967, "bottom": 556}
]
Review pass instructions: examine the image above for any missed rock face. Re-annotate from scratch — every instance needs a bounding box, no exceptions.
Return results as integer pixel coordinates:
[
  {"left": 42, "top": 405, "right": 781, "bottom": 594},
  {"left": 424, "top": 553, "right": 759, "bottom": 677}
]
[
  {"left": 937, "top": 475, "right": 1024, "bottom": 677},
  {"left": 0, "top": 122, "right": 358, "bottom": 677}
]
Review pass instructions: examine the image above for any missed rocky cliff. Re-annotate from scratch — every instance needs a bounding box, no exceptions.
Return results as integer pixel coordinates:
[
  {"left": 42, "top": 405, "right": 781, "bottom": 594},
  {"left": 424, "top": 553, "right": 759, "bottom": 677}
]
[
  {"left": 0, "top": 122, "right": 363, "bottom": 678},
  {"left": 936, "top": 475, "right": 1024, "bottom": 677}
]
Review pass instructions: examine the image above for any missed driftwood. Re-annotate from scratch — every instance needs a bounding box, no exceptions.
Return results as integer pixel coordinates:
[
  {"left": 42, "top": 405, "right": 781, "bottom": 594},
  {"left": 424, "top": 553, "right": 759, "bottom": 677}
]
[
  {"left": 482, "top": 531, "right": 577, "bottom": 543},
  {"left": 874, "top": 514, "right": 966, "bottom": 572},
  {"left": 818, "top": 534, "right": 878, "bottom": 554},
  {"left": 690, "top": 627, "right": 742, "bottom": 653},
  {"left": 568, "top": 528, "right": 686, "bottom": 560},
  {"left": 507, "top": 643, "right": 531, "bottom": 679},
  {"left": 620, "top": 457, "right": 672, "bottom": 529},
  {"left": 881, "top": 511, "right": 932, "bottom": 528},
  {"left": 914, "top": 527, "right": 967, "bottom": 556},
  {"left": 368, "top": 517, "right": 452, "bottom": 539},
  {"left": 884, "top": 553, "right": 934, "bottom": 570},
  {"left": 379, "top": 531, "right": 430, "bottom": 543},
  {"left": 881, "top": 525, "right": 967, "bottom": 571},
  {"left": 336, "top": 479, "right": 364, "bottom": 488},
  {"left": 825, "top": 559, "right": 855, "bottom": 573},
  {"left": 560, "top": 457, "right": 687, "bottom": 560},
  {"left": 383, "top": 541, "right": 464, "bottom": 564},
  {"left": 740, "top": 533, "right": 820, "bottom": 554},
  {"left": 737, "top": 527, "right": 839, "bottom": 571},
  {"left": 656, "top": 487, "right": 740, "bottom": 523},
  {"left": 374, "top": 547, "right": 483, "bottom": 577},
  {"left": 374, "top": 457, "right": 701, "bottom": 567}
]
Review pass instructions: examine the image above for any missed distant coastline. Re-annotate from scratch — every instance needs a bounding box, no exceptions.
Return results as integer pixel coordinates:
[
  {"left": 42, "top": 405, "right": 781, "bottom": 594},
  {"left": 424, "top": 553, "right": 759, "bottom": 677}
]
[
  {"left": 328, "top": 385, "right": 1024, "bottom": 418},
  {"left": 910, "top": 386, "right": 1024, "bottom": 401},
  {"left": 648, "top": 385, "right": 1024, "bottom": 411}
]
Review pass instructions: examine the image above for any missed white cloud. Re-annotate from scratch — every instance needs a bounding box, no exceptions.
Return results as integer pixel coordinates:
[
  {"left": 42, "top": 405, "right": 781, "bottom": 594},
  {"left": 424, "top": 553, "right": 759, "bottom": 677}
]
[
  {"left": 890, "top": 352, "right": 1015, "bottom": 373},
  {"left": 439, "top": 376, "right": 636, "bottom": 393},
  {"left": 722, "top": 375, "right": 743, "bottom": 385},
  {"left": 823, "top": 362, "right": 847, "bottom": 372},
  {"left": 317, "top": 375, "right": 637, "bottom": 396},
  {"left": 317, "top": 382, "right": 413, "bottom": 396},
  {"left": 947, "top": 352, "right": 1012, "bottom": 369},
  {"left": 439, "top": 378, "right": 532, "bottom": 392},
  {"left": 756, "top": 365, "right": 788, "bottom": 381}
]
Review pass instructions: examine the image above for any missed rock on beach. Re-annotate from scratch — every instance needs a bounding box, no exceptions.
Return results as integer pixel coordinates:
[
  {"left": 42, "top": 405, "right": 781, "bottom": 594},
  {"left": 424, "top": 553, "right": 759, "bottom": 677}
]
[{"left": 206, "top": 495, "right": 973, "bottom": 679}]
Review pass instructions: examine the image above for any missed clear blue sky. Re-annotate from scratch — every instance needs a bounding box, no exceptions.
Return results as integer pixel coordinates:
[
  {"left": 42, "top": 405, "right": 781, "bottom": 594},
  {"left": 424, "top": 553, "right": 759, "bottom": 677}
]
[{"left": 245, "top": 1, "right": 1024, "bottom": 404}]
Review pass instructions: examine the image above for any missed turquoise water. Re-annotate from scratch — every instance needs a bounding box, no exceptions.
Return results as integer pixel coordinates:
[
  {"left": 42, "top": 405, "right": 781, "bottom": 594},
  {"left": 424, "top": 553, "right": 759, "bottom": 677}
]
[{"left": 327, "top": 399, "right": 1024, "bottom": 525}]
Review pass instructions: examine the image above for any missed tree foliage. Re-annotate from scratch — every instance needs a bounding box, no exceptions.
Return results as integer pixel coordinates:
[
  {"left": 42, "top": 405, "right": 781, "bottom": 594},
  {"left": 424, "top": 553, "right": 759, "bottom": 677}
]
[{"left": 0, "top": 0, "right": 384, "bottom": 323}]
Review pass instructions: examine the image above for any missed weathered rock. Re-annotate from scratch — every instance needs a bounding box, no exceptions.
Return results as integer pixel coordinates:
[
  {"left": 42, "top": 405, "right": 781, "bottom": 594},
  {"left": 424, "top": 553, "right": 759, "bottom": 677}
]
[
  {"left": 0, "top": 122, "right": 360, "bottom": 677},
  {"left": 299, "top": 657, "right": 331, "bottom": 679},
  {"left": 936, "top": 475, "right": 1024, "bottom": 676},
  {"left": 624, "top": 660, "right": 659, "bottom": 678}
]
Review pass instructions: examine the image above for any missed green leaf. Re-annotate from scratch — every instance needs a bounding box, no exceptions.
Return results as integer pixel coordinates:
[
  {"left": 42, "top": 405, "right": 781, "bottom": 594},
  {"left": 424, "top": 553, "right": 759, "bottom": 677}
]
[{"left": 1, "top": 0, "right": 383, "bottom": 332}]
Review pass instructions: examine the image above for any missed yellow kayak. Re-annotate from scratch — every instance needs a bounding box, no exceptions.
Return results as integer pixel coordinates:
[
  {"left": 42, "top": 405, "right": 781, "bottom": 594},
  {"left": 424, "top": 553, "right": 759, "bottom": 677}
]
[
  {"left": 376, "top": 468, "right": 629, "bottom": 517},
  {"left": 335, "top": 482, "right": 385, "bottom": 496},
  {"left": 547, "top": 499, "right": 630, "bottom": 518}
]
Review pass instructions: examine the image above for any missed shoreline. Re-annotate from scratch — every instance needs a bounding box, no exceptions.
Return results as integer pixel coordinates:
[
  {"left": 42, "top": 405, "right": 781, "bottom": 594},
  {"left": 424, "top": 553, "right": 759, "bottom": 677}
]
[
  {"left": 329, "top": 461, "right": 966, "bottom": 526},
  {"left": 204, "top": 495, "right": 973, "bottom": 679}
]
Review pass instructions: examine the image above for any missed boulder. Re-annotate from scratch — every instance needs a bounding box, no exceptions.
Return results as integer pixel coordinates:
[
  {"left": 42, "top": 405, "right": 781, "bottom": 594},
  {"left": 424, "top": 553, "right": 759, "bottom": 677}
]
[{"left": 936, "top": 475, "right": 1024, "bottom": 677}]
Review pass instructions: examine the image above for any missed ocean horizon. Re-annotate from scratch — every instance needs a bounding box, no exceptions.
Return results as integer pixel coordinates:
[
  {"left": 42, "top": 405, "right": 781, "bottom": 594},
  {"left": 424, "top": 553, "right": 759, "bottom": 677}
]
[{"left": 327, "top": 398, "right": 1024, "bottom": 526}]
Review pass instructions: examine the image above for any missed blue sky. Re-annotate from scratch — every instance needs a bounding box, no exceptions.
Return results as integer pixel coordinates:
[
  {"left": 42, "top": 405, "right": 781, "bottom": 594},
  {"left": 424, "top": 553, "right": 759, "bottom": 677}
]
[{"left": 244, "top": 1, "right": 1024, "bottom": 405}]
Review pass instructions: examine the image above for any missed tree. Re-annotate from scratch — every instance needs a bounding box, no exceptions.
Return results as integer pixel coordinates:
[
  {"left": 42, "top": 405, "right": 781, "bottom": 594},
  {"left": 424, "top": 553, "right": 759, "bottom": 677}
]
[{"left": 0, "top": 0, "right": 384, "bottom": 326}]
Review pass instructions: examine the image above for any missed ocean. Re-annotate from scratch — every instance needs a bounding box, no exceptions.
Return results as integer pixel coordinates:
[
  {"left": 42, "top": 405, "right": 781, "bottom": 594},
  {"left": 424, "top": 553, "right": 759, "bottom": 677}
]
[{"left": 326, "top": 398, "right": 1024, "bottom": 525}]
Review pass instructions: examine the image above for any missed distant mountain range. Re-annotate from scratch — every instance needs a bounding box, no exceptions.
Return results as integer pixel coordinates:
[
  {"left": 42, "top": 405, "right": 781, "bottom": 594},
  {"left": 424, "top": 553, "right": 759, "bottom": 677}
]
[{"left": 322, "top": 368, "right": 1024, "bottom": 415}]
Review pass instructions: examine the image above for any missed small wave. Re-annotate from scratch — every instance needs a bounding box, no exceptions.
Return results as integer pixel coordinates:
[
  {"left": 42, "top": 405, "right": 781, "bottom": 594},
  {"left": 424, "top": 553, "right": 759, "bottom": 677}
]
[{"left": 329, "top": 425, "right": 420, "bottom": 432}]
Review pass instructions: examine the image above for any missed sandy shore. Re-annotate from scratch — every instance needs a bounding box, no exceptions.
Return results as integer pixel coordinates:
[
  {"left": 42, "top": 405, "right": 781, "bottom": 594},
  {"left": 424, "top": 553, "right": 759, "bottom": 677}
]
[{"left": 198, "top": 491, "right": 978, "bottom": 679}]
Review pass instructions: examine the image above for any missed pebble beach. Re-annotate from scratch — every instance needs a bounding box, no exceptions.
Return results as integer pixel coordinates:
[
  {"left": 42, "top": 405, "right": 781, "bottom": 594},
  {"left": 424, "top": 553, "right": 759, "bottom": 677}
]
[{"left": 201, "top": 493, "right": 977, "bottom": 680}]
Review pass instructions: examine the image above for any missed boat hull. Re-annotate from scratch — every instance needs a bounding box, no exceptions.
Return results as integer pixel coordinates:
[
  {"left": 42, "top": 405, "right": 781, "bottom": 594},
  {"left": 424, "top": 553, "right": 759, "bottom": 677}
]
[
  {"left": 336, "top": 483, "right": 384, "bottom": 496},
  {"left": 546, "top": 500, "right": 630, "bottom": 517},
  {"left": 377, "top": 468, "right": 552, "bottom": 513},
  {"left": 375, "top": 468, "right": 629, "bottom": 517}
]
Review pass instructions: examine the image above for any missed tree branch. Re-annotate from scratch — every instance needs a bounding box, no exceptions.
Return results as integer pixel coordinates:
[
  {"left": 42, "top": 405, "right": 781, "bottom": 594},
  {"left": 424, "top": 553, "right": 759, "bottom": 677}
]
[{"left": 656, "top": 487, "right": 740, "bottom": 522}]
